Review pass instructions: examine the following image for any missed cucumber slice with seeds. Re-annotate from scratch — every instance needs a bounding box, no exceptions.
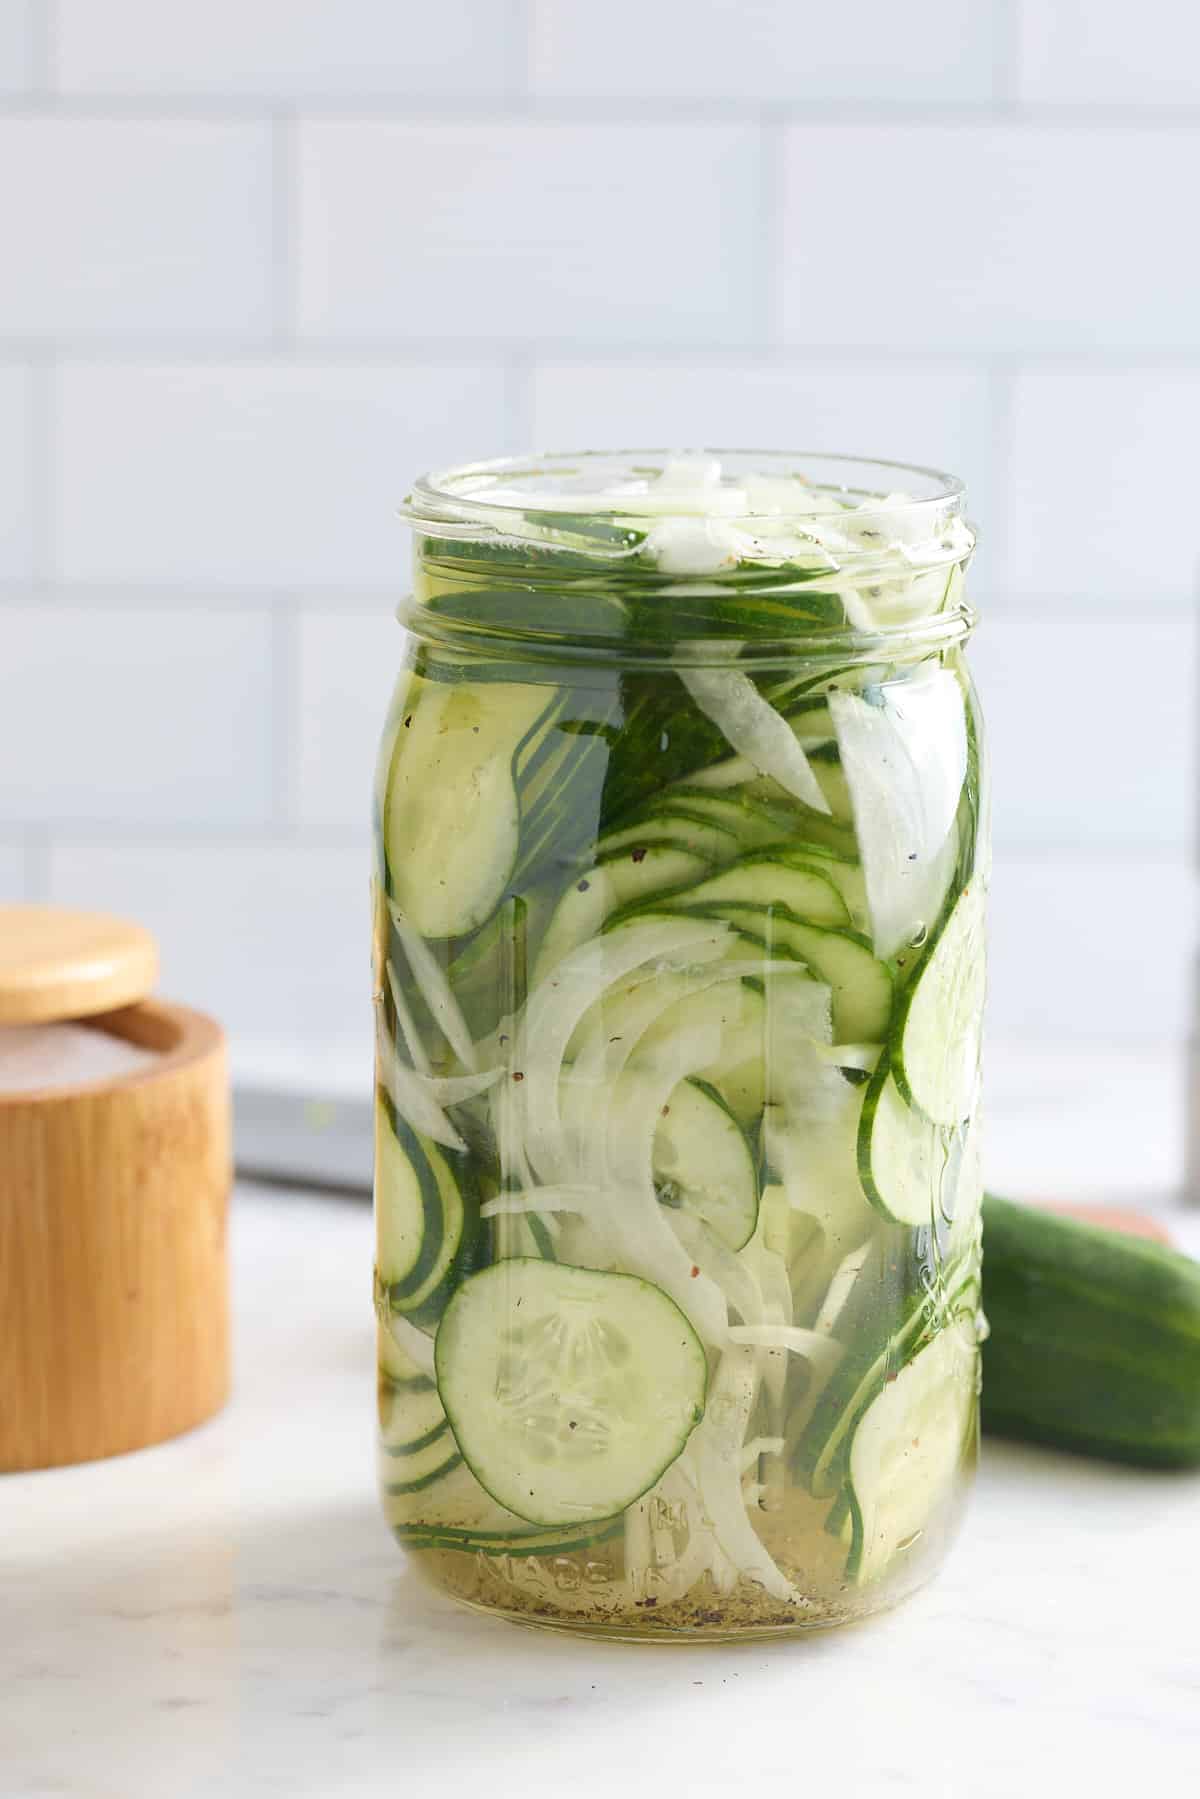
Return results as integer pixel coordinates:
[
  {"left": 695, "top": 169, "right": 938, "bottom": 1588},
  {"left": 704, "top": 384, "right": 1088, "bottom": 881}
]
[{"left": 435, "top": 1259, "right": 707, "bottom": 1527}]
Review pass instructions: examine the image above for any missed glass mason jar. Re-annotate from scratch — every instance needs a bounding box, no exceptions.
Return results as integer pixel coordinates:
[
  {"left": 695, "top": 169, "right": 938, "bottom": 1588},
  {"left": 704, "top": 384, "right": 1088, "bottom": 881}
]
[{"left": 372, "top": 451, "right": 986, "bottom": 1642}]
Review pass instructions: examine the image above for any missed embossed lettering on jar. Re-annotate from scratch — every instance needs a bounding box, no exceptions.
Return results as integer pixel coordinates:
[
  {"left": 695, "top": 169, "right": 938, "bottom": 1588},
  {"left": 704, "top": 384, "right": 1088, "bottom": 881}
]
[{"left": 372, "top": 451, "right": 987, "bottom": 1641}]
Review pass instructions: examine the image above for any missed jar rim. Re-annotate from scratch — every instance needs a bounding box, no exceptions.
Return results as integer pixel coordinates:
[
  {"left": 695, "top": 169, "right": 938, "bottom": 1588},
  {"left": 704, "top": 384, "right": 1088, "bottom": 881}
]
[{"left": 402, "top": 447, "right": 968, "bottom": 541}]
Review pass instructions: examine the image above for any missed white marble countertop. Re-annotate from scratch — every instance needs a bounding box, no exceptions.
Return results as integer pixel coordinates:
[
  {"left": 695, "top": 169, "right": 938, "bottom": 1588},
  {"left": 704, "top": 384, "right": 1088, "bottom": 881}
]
[{"left": 5, "top": 1168, "right": 1200, "bottom": 1797}]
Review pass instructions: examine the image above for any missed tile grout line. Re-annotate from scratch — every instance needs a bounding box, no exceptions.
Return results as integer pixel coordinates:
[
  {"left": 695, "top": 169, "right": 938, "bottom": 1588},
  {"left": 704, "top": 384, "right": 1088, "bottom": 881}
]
[
  {"left": 5, "top": 337, "right": 1200, "bottom": 368},
  {"left": 2, "top": 94, "right": 1200, "bottom": 125}
]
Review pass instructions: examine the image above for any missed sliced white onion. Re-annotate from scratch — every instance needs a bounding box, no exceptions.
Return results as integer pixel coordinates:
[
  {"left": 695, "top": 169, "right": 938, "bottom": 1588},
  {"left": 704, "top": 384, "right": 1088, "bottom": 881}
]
[
  {"left": 728, "top": 1324, "right": 844, "bottom": 1375},
  {"left": 829, "top": 669, "right": 966, "bottom": 961},
  {"left": 740, "top": 1437, "right": 785, "bottom": 1473},
  {"left": 692, "top": 1345, "right": 805, "bottom": 1606},
  {"left": 375, "top": 1017, "right": 466, "bottom": 1152},
  {"left": 385, "top": 961, "right": 431, "bottom": 1076},
  {"left": 813, "top": 1242, "right": 874, "bottom": 1337},
  {"left": 676, "top": 664, "right": 831, "bottom": 814},
  {"left": 479, "top": 1185, "right": 603, "bottom": 1219},
  {"left": 389, "top": 907, "right": 478, "bottom": 1071},
  {"left": 381, "top": 1314, "right": 435, "bottom": 1378},
  {"left": 420, "top": 1068, "right": 503, "bottom": 1103},
  {"left": 669, "top": 1209, "right": 767, "bottom": 1329},
  {"left": 519, "top": 915, "right": 732, "bottom": 1184},
  {"left": 595, "top": 1046, "right": 732, "bottom": 1346},
  {"left": 569, "top": 958, "right": 794, "bottom": 1094}
]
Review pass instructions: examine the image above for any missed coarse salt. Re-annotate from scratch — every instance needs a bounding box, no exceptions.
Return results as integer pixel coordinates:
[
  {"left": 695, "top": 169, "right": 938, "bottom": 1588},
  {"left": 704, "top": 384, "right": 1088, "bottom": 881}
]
[{"left": 0, "top": 1023, "right": 159, "bottom": 1095}]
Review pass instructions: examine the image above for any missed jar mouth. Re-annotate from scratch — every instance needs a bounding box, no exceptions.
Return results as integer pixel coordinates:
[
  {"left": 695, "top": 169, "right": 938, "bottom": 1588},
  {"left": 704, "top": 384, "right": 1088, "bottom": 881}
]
[
  {"left": 403, "top": 448, "right": 967, "bottom": 539},
  {"left": 401, "top": 449, "right": 976, "bottom": 659}
]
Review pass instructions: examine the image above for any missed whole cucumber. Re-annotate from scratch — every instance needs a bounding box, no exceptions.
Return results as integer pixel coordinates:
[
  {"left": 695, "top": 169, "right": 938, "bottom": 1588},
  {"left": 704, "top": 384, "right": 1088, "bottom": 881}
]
[{"left": 981, "top": 1194, "right": 1200, "bottom": 1469}]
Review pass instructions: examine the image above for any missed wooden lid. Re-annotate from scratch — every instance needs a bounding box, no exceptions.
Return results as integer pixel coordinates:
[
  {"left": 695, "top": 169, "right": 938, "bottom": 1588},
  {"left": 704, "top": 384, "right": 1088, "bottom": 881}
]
[{"left": 0, "top": 906, "right": 159, "bottom": 1025}]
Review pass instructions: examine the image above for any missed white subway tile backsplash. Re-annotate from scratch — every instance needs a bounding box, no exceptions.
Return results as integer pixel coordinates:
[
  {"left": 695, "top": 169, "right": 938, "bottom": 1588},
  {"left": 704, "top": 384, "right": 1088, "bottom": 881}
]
[
  {"left": 1009, "top": 368, "right": 1200, "bottom": 600},
  {"left": 987, "top": 855, "right": 1194, "bottom": 1046},
  {"left": 47, "top": 842, "right": 370, "bottom": 1054},
  {"left": 0, "top": 843, "right": 27, "bottom": 899},
  {"left": 0, "top": 121, "right": 273, "bottom": 340},
  {"left": 0, "top": 1, "right": 33, "bottom": 92},
  {"left": 0, "top": 605, "right": 275, "bottom": 828},
  {"left": 54, "top": 0, "right": 513, "bottom": 98},
  {"left": 529, "top": 356, "right": 999, "bottom": 580},
  {"left": 296, "top": 122, "right": 762, "bottom": 346},
  {"left": 296, "top": 608, "right": 400, "bottom": 832},
  {"left": 778, "top": 126, "right": 1200, "bottom": 352},
  {"left": 3, "top": 4, "right": 1197, "bottom": 1062},
  {"left": 0, "top": 366, "right": 34, "bottom": 581},
  {"left": 973, "top": 610, "right": 1196, "bottom": 854},
  {"left": 1017, "top": 1, "right": 1200, "bottom": 104},
  {"left": 532, "top": 0, "right": 995, "bottom": 102},
  {"left": 53, "top": 362, "right": 508, "bottom": 589}
]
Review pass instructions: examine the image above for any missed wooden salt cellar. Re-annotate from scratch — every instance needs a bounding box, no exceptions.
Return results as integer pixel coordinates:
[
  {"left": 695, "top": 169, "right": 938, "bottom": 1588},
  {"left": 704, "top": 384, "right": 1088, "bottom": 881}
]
[{"left": 0, "top": 906, "right": 231, "bottom": 1471}]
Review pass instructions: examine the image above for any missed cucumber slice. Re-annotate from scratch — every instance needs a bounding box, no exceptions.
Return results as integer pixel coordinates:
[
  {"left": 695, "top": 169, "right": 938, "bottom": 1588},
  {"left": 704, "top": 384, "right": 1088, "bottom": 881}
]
[
  {"left": 603, "top": 963, "right": 772, "bottom": 1127},
  {"left": 383, "top": 679, "right": 551, "bottom": 939},
  {"left": 638, "top": 788, "right": 791, "bottom": 850},
  {"left": 379, "top": 1377, "right": 447, "bottom": 1455},
  {"left": 395, "top": 1516, "right": 623, "bottom": 1559},
  {"left": 435, "top": 1259, "right": 707, "bottom": 1527},
  {"left": 666, "top": 853, "right": 849, "bottom": 929},
  {"left": 376, "top": 1099, "right": 474, "bottom": 1325},
  {"left": 381, "top": 1431, "right": 463, "bottom": 1497},
  {"left": 596, "top": 809, "right": 742, "bottom": 864},
  {"left": 893, "top": 884, "right": 985, "bottom": 1125},
  {"left": 375, "top": 1099, "right": 445, "bottom": 1298},
  {"left": 807, "top": 741, "right": 854, "bottom": 822},
  {"left": 857, "top": 1066, "right": 946, "bottom": 1228},
  {"left": 847, "top": 1322, "right": 975, "bottom": 1584},
  {"left": 535, "top": 844, "right": 709, "bottom": 982},
  {"left": 654, "top": 1076, "right": 759, "bottom": 1250},
  {"left": 559, "top": 1070, "right": 759, "bottom": 1252},
  {"left": 772, "top": 843, "right": 868, "bottom": 929},
  {"left": 795, "top": 1298, "right": 930, "bottom": 1499},
  {"left": 676, "top": 905, "right": 892, "bottom": 1042}
]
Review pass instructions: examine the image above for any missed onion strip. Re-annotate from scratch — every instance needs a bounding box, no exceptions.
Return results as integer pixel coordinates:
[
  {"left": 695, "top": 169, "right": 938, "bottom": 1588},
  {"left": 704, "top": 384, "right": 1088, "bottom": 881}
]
[
  {"left": 390, "top": 907, "right": 478, "bottom": 1071},
  {"left": 676, "top": 663, "right": 831, "bottom": 814}
]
